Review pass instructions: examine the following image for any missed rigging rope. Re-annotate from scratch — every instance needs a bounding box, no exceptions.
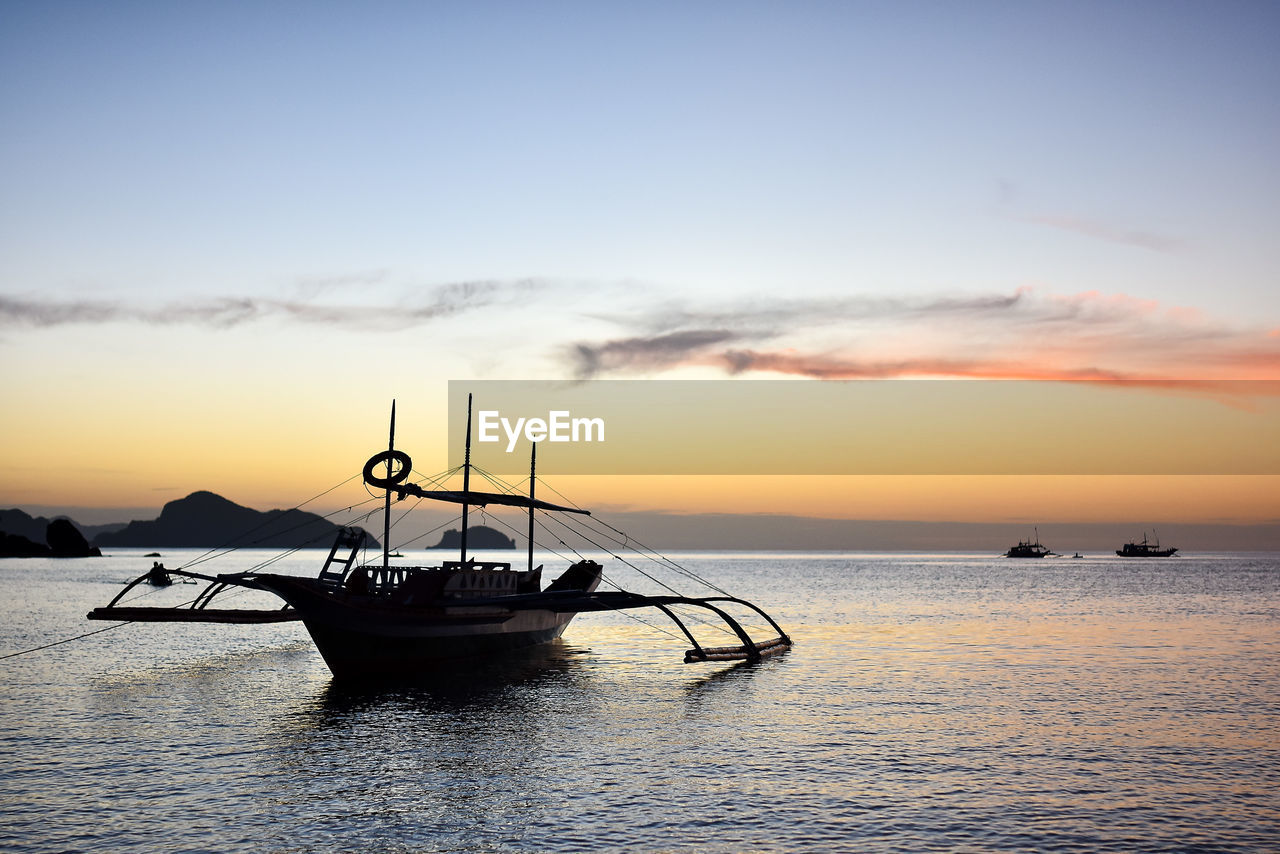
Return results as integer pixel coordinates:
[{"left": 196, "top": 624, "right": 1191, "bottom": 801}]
[
  {"left": 468, "top": 510, "right": 696, "bottom": 644},
  {"left": 177, "top": 472, "right": 368, "bottom": 572},
  {"left": 462, "top": 462, "right": 751, "bottom": 638},
  {"left": 471, "top": 496, "right": 739, "bottom": 642},
  {"left": 468, "top": 462, "right": 730, "bottom": 596}
]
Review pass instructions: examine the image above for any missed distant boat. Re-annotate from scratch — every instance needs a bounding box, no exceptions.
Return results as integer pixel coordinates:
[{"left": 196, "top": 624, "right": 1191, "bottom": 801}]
[
  {"left": 1116, "top": 532, "right": 1178, "bottom": 557},
  {"left": 1005, "top": 528, "right": 1052, "bottom": 558},
  {"left": 1071, "top": 552, "right": 1083, "bottom": 559},
  {"left": 146, "top": 561, "right": 172, "bottom": 586}
]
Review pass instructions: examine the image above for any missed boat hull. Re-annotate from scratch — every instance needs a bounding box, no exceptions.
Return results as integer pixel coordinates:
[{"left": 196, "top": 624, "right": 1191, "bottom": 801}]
[
  {"left": 305, "top": 619, "right": 572, "bottom": 678},
  {"left": 251, "top": 575, "right": 581, "bottom": 679}
]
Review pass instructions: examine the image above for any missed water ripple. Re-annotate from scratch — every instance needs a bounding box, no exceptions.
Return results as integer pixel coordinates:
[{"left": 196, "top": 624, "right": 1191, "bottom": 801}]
[{"left": 1, "top": 552, "right": 1278, "bottom": 851}]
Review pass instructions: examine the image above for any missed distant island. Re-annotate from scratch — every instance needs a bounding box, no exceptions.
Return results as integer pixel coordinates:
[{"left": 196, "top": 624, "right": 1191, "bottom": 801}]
[
  {"left": 0, "top": 513, "right": 101, "bottom": 558},
  {"left": 1, "top": 508, "right": 123, "bottom": 546},
  {"left": 430, "top": 525, "right": 516, "bottom": 550},
  {"left": 90, "top": 491, "right": 377, "bottom": 550}
]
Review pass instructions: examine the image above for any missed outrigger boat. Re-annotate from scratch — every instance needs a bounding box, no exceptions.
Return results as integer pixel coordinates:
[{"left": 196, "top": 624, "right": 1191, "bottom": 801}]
[{"left": 88, "top": 398, "right": 791, "bottom": 679}]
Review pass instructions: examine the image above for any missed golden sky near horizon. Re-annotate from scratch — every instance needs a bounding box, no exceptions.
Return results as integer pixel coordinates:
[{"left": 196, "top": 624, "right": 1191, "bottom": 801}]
[{"left": 5, "top": 380, "right": 1278, "bottom": 526}]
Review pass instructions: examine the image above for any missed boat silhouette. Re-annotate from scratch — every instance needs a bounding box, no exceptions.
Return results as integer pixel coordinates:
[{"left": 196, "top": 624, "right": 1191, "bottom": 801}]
[
  {"left": 89, "top": 397, "right": 791, "bottom": 679},
  {"left": 1116, "top": 532, "right": 1178, "bottom": 557},
  {"left": 1004, "top": 528, "right": 1053, "bottom": 558}
]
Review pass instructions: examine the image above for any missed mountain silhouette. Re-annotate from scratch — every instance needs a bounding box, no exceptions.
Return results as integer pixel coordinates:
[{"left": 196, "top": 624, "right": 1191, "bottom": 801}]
[
  {"left": 92, "top": 491, "right": 375, "bottom": 549},
  {"left": 0, "top": 517, "right": 101, "bottom": 557},
  {"left": 47, "top": 519, "right": 102, "bottom": 557},
  {"left": 0, "top": 508, "right": 123, "bottom": 544},
  {"left": 0, "top": 508, "right": 50, "bottom": 543}
]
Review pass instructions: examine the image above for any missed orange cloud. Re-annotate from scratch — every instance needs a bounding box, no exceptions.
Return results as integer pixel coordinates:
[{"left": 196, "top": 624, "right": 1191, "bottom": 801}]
[
  {"left": 717, "top": 351, "right": 1127, "bottom": 381},
  {"left": 571, "top": 287, "right": 1280, "bottom": 384}
]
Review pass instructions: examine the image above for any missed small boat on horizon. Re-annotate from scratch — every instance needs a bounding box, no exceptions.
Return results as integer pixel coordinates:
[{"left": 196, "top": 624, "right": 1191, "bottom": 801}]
[
  {"left": 89, "top": 397, "right": 791, "bottom": 680},
  {"left": 1116, "top": 532, "right": 1178, "bottom": 557},
  {"left": 1005, "top": 528, "right": 1053, "bottom": 558}
]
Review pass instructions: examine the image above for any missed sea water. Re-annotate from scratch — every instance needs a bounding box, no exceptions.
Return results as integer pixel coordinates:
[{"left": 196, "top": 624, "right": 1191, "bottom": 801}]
[{"left": 1, "top": 550, "right": 1277, "bottom": 852}]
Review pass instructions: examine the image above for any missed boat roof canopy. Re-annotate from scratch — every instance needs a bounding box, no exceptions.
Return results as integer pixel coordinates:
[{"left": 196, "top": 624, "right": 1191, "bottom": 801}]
[{"left": 389, "top": 482, "right": 590, "bottom": 515}]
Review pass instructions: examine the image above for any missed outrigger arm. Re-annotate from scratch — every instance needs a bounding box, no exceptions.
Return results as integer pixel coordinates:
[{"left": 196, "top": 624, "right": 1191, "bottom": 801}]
[
  {"left": 88, "top": 572, "right": 792, "bottom": 663},
  {"left": 442, "top": 589, "right": 792, "bottom": 664},
  {"left": 88, "top": 567, "right": 300, "bottom": 624}
]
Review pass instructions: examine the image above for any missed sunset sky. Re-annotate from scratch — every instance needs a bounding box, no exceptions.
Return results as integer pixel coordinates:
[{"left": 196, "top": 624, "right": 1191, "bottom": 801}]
[{"left": 2, "top": 2, "right": 1278, "bottom": 538}]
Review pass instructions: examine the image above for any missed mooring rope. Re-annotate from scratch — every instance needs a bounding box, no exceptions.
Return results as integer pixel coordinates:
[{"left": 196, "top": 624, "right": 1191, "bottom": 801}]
[{"left": 0, "top": 621, "right": 132, "bottom": 661}]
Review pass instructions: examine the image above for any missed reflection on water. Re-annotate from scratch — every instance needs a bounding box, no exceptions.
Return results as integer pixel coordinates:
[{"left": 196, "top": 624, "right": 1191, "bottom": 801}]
[
  {"left": 681, "top": 656, "right": 773, "bottom": 694},
  {"left": 300, "top": 640, "right": 600, "bottom": 740},
  {"left": 262, "top": 643, "right": 599, "bottom": 852},
  {"left": 265, "top": 642, "right": 798, "bottom": 852},
  {"left": 1, "top": 551, "right": 1278, "bottom": 852}
]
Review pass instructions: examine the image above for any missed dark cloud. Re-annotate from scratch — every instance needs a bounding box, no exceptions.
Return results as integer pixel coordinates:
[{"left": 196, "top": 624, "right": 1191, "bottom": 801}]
[
  {"left": 0, "top": 278, "right": 547, "bottom": 332},
  {"left": 148, "top": 297, "right": 263, "bottom": 327},
  {"left": 571, "top": 329, "right": 744, "bottom": 379},
  {"left": 602, "top": 290, "right": 1050, "bottom": 339},
  {"left": 0, "top": 295, "right": 127, "bottom": 326}
]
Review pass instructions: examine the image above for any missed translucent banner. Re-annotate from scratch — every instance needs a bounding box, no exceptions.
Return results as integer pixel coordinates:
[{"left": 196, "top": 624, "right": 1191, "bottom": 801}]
[{"left": 447, "top": 380, "right": 1280, "bottom": 475}]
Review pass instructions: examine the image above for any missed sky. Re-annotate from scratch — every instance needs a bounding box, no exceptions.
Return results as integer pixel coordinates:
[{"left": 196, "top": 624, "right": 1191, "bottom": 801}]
[{"left": 2, "top": 1, "right": 1278, "bottom": 541}]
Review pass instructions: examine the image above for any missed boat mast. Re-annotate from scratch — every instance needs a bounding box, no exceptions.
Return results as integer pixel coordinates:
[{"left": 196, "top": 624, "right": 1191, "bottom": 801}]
[
  {"left": 459, "top": 393, "right": 472, "bottom": 565},
  {"left": 528, "top": 441, "right": 536, "bottom": 574},
  {"left": 383, "top": 400, "right": 395, "bottom": 576}
]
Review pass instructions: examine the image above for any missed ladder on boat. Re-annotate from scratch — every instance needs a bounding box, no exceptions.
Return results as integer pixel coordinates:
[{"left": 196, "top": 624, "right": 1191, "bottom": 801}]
[{"left": 317, "top": 527, "right": 366, "bottom": 588}]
